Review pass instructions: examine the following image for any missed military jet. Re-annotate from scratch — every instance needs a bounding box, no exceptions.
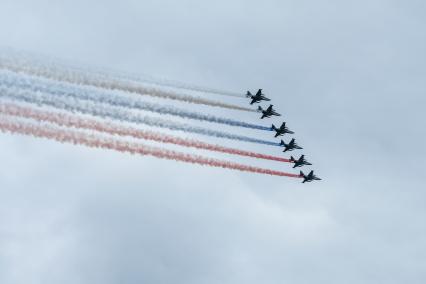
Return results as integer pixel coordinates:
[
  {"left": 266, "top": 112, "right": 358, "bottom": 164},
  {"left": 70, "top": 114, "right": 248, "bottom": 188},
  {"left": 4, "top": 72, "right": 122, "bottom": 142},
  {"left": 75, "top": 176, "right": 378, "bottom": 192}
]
[
  {"left": 246, "top": 89, "right": 270, "bottom": 105},
  {"left": 280, "top": 138, "right": 303, "bottom": 152},
  {"left": 258, "top": 105, "right": 281, "bottom": 119},
  {"left": 271, "top": 122, "right": 294, "bottom": 137},
  {"left": 300, "top": 170, "right": 321, "bottom": 183},
  {"left": 290, "top": 155, "right": 312, "bottom": 168}
]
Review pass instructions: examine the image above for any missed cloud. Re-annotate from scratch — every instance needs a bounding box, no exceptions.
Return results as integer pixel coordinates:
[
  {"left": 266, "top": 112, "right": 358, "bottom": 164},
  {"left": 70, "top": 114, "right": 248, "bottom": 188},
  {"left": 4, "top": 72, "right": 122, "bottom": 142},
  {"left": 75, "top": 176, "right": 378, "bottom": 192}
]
[{"left": 0, "top": 0, "right": 425, "bottom": 283}]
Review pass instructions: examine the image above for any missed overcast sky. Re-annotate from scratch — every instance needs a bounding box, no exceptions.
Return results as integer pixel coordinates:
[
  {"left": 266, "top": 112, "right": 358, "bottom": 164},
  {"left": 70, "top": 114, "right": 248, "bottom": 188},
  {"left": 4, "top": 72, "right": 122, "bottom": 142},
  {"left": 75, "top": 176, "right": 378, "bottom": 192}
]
[{"left": 1, "top": 1, "right": 425, "bottom": 283}]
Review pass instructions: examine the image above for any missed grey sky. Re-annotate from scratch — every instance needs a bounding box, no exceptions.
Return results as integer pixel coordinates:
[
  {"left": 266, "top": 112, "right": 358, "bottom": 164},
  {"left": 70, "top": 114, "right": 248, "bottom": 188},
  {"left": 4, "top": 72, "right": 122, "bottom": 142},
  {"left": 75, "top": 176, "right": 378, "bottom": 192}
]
[{"left": 1, "top": 0, "right": 425, "bottom": 283}]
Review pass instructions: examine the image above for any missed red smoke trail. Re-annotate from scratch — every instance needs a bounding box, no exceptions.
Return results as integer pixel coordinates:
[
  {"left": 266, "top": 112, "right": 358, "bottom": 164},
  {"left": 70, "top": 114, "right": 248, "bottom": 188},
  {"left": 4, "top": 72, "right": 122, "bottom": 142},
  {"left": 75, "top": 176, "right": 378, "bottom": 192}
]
[
  {"left": 0, "top": 117, "right": 301, "bottom": 178},
  {"left": 0, "top": 103, "right": 292, "bottom": 163}
]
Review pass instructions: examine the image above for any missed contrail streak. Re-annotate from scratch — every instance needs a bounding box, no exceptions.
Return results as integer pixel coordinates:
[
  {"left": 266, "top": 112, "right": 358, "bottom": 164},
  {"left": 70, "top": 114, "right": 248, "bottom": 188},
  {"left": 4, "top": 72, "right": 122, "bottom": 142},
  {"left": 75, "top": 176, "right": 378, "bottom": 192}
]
[
  {"left": 0, "top": 55, "right": 248, "bottom": 108},
  {"left": 0, "top": 51, "right": 246, "bottom": 98},
  {"left": 0, "top": 117, "right": 301, "bottom": 178},
  {"left": 0, "top": 88, "right": 279, "bottom": 146},
  {"left": 0, "top": 102, "right": 291, "bottom": 163},
  {"left": 109, "top": 75, "right": 245, "bottom": 98},
  {"left": 0, "top": 71, "right": 271, "bottom": 131}
]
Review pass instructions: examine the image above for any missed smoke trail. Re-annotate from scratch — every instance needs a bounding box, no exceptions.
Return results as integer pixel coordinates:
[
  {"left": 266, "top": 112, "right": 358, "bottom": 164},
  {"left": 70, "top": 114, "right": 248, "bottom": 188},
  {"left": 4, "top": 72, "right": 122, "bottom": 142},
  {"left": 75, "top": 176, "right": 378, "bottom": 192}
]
[
  {"left": 0, "top": 102, "right": 290, "bottom": 163},
  {"left": 0, "top": 55, "right": 249, "bottom": 109},
  {"left": 0, "top": 71, "right": 271, "bottom": 131},
  {"left": 103, "top": 73, "right": 244, "bottom": 98},
  {"left": 0, "top": 117, "right": 301, "bottom": 178},
  {"left": 0, "top": 51, "right": 245, "bottom": 98},
  {"left": 0, "top": 87, "right": 279, "bottom": 146}
]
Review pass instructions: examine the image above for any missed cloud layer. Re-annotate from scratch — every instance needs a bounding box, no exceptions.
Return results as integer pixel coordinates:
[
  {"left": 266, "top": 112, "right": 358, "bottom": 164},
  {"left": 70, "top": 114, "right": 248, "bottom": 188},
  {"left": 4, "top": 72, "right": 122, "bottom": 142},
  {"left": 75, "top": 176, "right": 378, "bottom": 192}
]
[{"left": 0, "top": 0, "right": 425, "bottom": 283}]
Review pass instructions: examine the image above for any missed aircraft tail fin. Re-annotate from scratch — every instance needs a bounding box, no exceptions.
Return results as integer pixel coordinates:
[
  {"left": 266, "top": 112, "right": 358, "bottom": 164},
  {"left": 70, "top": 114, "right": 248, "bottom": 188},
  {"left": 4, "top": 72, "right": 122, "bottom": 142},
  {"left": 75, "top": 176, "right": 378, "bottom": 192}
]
[
  {"left": 246, "top": 91, "right": 252, "bottom": 98},
  {"left": 271, "top": 124, "right": 277, "bottom": 131},
  {"left": 257, "top": 106, "right": 263, "bottom": 112},
  {"left": 300, "top": 171, "right": 307, "bottom": 183},
  {"left": 290, "top": 156, "right": 295, "bottom": 162},
  {"left": 280, "top": 140, "right": 285, "bottom": 146}
]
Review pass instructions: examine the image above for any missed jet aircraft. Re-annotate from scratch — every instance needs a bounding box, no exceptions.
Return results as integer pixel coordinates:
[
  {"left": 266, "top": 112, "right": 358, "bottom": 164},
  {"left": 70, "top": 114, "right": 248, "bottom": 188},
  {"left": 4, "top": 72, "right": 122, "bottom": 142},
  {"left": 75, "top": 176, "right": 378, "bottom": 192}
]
[
  {"left": 271, "top": 122, "right": 294, "bottom": 137},
  {"left": 246, "top": 89, "right": 270, "bottom": 105},
  {"left": 290, "top": 155, "right": 312, "bottom": 168},
  {"left": 300, "top": 170, "right": 321, "bottom": 183},
  {"left": 280, "top": 138, "right": 303, "bottom": 152},
  {"left": 258, "top": 105, "right": 281, "bottom": 119}
]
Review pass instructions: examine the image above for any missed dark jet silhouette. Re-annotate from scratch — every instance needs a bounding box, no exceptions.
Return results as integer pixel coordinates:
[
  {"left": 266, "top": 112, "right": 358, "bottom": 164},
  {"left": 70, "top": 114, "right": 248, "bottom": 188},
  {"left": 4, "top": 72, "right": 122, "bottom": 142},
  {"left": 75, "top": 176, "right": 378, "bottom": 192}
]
[
  {"left": 246, "top": 89, "right": 270, "bottom": 105},
  {"left": 290, "top": 155, "right": 312, "bottom": 168},
  {"left": 258, "top": 105, "right": 281, "bottom": 119},
  {"left": 300, "top": 170, "right": 321, "bottom": 183},
  {"left": 271, "top": 122, "right": 294, "bottom": 137},
  {"left": 280, "top": 138, "right": 303, "bottom": 152}
]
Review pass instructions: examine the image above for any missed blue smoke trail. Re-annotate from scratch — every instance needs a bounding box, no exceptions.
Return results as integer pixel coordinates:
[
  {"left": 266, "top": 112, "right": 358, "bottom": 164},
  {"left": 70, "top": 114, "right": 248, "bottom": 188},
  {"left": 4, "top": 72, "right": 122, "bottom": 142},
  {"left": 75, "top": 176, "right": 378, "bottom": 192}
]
[
  {"left": 0, "top": 86, "right": 280, "bottom": 147},
  {"left": 0, "top": 71, "right": 271, "bottom": 131}
]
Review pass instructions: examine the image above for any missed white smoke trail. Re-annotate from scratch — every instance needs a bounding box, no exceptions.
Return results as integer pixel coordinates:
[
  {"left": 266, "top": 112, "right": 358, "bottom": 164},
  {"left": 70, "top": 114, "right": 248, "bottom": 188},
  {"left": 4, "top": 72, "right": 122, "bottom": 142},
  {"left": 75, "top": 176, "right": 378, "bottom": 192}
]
[
  {"left": 0, "top": 52, "right": 247, "bottom": 106},
  {"left": 0, "top": 86, "right": 279, "bottom": 146},
  {"left": 0, "top": 70, "right": 271, "bottom": 131}
]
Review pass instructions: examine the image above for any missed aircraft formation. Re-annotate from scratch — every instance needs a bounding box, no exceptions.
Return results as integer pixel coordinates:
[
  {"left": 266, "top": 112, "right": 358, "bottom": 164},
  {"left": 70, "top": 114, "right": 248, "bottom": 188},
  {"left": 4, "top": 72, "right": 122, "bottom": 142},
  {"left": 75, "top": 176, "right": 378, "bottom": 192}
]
[
  {"left": 0, "top": 50, "right": 321, "bottom": 183},
  {"left": 247, "top": 89, "right": 321, "bottom": 183}
]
